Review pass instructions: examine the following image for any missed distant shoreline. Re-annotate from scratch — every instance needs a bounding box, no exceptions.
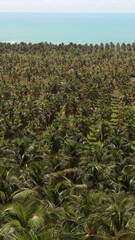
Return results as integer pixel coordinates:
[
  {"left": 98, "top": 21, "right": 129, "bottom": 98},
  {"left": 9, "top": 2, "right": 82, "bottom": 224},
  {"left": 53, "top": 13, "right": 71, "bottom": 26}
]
[{"left": 1, "top": 41, "right": 135, "bottom": 46}]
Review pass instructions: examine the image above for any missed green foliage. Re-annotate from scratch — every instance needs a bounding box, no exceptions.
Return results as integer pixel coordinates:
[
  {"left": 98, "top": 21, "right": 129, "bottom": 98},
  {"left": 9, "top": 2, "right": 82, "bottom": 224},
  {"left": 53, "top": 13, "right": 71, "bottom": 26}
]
[{"left": 0, "top": 42, "right": 135, "bottom": 239}]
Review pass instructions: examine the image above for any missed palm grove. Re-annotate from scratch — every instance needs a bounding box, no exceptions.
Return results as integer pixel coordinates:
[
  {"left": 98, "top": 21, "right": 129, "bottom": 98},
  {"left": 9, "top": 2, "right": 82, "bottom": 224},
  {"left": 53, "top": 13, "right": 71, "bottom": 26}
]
[{"left": 0, "top": 42, "right": 135, "bottom": 240}]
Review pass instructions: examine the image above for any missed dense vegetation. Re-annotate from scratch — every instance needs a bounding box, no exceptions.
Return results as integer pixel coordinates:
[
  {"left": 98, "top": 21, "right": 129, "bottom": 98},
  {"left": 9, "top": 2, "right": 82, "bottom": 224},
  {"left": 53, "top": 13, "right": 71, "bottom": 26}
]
[{"left": 0, "top": 42, "right": 135, "bottom": 240}]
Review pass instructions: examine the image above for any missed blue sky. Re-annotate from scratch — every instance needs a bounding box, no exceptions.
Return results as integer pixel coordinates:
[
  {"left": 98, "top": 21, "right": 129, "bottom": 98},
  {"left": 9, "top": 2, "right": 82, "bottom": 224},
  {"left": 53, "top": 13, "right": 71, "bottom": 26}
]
[{"left": 0, "top": 0, "right": 135, "bottom": 12}]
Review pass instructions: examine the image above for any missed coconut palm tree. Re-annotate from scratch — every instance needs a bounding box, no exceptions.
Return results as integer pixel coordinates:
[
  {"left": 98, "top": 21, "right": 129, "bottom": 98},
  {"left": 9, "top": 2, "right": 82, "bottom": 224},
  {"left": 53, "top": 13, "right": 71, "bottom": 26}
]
[{"left": 87, "top": 193, "right": 135, "bottom": 240}]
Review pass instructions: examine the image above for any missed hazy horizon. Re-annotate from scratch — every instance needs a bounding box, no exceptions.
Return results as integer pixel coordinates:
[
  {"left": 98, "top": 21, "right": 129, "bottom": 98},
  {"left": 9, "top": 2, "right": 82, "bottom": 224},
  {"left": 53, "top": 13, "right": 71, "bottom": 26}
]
[
  {"left": 0, "top": 12, "right": 135, "bottom": 13},
  {"left": 0, "top": 0, "right": 135, "bottom": 13}
]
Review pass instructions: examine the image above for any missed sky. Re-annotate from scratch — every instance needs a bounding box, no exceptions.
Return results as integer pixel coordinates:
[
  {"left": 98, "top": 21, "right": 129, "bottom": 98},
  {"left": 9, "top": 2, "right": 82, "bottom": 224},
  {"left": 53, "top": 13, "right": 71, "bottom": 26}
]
[{"left": 0, "top": 0, "right": 135, "bottom": 13}]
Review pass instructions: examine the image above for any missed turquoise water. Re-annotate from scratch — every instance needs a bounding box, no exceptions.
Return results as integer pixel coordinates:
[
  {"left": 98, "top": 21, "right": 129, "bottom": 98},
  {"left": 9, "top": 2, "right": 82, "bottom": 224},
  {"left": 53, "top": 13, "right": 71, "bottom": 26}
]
[{"left": 0, "top": 13, "right": 135, "bottom": 44}]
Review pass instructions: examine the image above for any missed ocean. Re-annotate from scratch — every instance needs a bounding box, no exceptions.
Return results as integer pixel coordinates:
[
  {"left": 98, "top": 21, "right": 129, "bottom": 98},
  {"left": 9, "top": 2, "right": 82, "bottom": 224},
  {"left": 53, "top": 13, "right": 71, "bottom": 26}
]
[{"left": 0, "top": 13, "right": 135, "bottom": 44}]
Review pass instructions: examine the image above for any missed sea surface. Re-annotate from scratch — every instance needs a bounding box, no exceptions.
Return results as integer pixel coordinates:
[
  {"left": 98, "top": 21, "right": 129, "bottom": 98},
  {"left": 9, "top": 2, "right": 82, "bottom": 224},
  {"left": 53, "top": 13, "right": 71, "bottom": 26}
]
[{"left": 0, "top": 13, "right": 135, "bottom": 44}]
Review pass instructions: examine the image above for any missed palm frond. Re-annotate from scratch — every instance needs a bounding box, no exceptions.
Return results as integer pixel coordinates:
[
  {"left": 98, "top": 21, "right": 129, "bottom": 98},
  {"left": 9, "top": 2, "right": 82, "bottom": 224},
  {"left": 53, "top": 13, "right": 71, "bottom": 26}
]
[{"left": 11, "top": 189, "right": 38, "bottom": 201}]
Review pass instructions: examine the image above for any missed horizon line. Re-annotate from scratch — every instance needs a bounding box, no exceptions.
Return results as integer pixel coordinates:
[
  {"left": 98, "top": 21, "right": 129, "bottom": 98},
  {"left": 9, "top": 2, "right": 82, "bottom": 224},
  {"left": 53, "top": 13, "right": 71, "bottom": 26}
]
[{"left": 0, "top": 11, "right": 135, "bottom": 13}]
